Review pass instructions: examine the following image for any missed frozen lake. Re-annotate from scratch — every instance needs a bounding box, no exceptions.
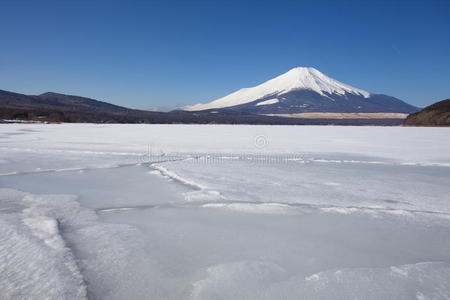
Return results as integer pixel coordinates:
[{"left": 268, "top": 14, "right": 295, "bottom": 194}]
[{"left": 1, "top": 124, "right": 450, "bottom": 299}]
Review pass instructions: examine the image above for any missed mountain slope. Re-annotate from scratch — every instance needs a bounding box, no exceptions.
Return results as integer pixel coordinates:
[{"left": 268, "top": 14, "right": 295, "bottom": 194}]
[
  {"left": 0, "top": 89, "right": 164, "bottom": 123},
  {"left": 403, "top": 99, "right": 450, "bottom": 126},
  {"left": 183, "top": 67, "right": 418, "bottom": 114},
  {"left": 0, "top": 90, "right": 129, "bottom": 113},
  {"left": 0, "top": 89, "right": 405, "bottom": 125},
  {"left": 36, "top": 92, "right": 130, "bottom": 113}
]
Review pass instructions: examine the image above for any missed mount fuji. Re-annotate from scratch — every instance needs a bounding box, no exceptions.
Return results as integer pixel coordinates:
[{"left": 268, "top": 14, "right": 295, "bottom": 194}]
[{"left": 183, "top": 67, "right": 418, "bottom": 114}]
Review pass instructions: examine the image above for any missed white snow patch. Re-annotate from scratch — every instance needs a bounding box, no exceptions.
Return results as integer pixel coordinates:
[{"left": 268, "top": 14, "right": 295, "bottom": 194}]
[
  {"left": 151, "top": 164, "right": 206, "bottom": 190},
  {"left": 0, "top": 190, "right": 87, "bottom": 299},
  {"left": 320, "top": 207, "right": 361, "bottom": 214},
  {"left": 256, "top": 98, "right": 279, "bottom": 106},
  {"left": 202, "top": 202, "right": 294, "bottom": 215}
]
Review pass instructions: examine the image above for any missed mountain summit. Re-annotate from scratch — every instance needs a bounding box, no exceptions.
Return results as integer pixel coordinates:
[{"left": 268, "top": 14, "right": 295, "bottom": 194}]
[{"left": 183, "top": 67, "right": 418, "bottom": 114}]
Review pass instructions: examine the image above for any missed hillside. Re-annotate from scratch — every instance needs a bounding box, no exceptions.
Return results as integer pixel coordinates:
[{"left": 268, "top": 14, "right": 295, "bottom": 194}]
[{"left": 403, "top": 99, "right": 450, "bottom": 126}]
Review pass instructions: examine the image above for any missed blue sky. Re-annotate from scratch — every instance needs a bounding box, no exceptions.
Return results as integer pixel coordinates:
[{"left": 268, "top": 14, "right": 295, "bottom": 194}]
[{"left": 1, "top": 0, "right": 449, "bottom": 109}]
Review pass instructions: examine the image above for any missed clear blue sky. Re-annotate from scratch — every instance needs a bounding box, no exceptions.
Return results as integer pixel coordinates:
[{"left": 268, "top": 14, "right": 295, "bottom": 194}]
[{"left": 1, "top": 0, "right": 449, "bottom": 109}]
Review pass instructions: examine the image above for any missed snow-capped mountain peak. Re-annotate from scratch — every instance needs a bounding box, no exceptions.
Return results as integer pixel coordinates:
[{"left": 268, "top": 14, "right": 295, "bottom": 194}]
[
  {"left": 281, "top": 67, "right": 370, "bottom": 98},
  {"left": 184, "top": 67, "right": 370, "bottom": 111}
]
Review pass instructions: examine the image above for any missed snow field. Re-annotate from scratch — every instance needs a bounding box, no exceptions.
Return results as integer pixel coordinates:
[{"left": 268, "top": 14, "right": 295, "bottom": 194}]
[{"left": 1, "top": 124, "right": 449, "bottom": 299}]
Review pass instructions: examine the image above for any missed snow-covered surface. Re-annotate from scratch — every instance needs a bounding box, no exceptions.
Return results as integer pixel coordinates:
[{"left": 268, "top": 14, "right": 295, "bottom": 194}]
[
  {"left": 256, "top": 98, "right": 279, "bottom": 106},
  {"left": 1, "top": 123, "right": 450, "bottom": 299},
  {"left": 184, "top": 67, "right": 371, "bottom": 111}
]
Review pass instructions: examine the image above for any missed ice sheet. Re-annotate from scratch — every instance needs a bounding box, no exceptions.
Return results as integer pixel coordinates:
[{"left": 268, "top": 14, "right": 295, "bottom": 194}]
[{"left": 1, "top": 124, "right": 449, "bottom": 299}]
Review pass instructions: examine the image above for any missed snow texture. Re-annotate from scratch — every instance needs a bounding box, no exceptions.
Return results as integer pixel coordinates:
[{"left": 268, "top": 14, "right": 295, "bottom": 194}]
[{"left": 1, "top": 123, "right": 450, "bottom": 299}]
